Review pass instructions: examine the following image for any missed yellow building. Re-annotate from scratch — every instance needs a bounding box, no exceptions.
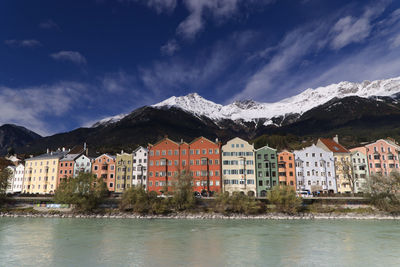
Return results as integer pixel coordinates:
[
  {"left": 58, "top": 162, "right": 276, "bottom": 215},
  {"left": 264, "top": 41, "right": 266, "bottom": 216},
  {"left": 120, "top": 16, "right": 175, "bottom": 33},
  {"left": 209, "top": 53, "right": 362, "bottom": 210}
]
[
  {"left": 23, "top": 150, "right": 69, "bottom": 194},
  {"left": 316, "top": 136, "right": 351, "bottom": 194}
]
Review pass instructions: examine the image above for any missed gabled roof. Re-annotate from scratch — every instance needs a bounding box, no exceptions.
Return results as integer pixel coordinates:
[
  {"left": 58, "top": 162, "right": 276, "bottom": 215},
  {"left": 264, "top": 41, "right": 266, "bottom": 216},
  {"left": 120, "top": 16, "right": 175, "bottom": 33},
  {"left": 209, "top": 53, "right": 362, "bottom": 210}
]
[
  {"left": 94, "top": 153, "right": 116, "bottom": 161},
  {"left": 255, "top": 145, "right": 277, "bottom": 152},
  {"left": 133, "top": 146, "right": 148, "bottom": 153},
  {"left": 366, "top": 139, "right": 400, "bottom": 150},
  {"left": 148, "top": 137, "right": 182, "bottom": 148},
  {"left": 318, "top": 138, "right": 349, "bottom": 153},
  {"left": 189, "top": 136, "right": 219, "bottom": 145}
]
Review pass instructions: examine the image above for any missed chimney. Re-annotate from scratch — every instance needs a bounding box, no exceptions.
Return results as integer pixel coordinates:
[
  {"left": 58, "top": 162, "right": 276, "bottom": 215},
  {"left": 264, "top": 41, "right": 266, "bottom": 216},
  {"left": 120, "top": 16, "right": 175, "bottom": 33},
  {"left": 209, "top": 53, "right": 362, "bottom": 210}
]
[
  {"left": 46, "top": 148, "right": 49, "bottom": 154},
  {"left": 84, "top": 142, "right": 87, "bottom": 151},
  {"left": 62, "top": 147, "right": 65, "bottom": 152},
  {"left": 181, "top": 139, "right": 183, "bottom": 144},
  {"left": 215, "top": 138, "right": 219, "bottom": 143},
  {"left": 333, "top": 134, "right": 339, "bottom": 144},
  {"left": 121, "top": 150, "right": 124, "bottom": 154}
]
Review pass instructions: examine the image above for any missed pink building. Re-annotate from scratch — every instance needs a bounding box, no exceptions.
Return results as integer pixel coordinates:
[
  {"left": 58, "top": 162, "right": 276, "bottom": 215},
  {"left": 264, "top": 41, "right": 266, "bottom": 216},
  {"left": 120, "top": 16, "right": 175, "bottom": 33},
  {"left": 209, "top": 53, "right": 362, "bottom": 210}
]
[{"left": 365, "top": 139, "right": 400, "bottom": 176}]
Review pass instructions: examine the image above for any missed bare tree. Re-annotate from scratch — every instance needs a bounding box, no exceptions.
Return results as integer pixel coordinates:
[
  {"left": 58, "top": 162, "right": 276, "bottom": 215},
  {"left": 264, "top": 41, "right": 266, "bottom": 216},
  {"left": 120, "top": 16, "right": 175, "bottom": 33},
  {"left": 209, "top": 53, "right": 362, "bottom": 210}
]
[{"left": 336, "top": 159, "right": 358, "bottom": 196}]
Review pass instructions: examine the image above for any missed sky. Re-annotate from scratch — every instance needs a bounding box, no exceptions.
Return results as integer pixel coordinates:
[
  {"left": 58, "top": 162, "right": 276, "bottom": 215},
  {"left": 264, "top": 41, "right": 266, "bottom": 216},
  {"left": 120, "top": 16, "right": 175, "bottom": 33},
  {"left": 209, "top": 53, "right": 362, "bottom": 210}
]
[{"left": 1, "top": 0, "right": 400, "bottom": 136}]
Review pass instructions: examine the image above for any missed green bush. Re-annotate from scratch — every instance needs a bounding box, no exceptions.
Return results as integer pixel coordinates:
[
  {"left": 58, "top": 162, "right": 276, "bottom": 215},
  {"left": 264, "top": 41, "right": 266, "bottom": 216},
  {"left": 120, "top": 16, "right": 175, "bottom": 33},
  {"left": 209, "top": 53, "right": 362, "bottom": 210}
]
[
  {"left": 214, "top": 192, "right": 264, "bottom": 215},
  {"left": 0, "top": 168, "right": 11, "bottom": 206},
  {"left": 120, "top": 187, "right": 171, "bottom": 215},
  {"left": 368, "top": 172, "right": 400, "bottom": 214},
  {"left": 267, "top": 186, "right": 302, "bottom": 214},
  {"left": 54, "top": 173, "right": 108, "bottom": 212}
]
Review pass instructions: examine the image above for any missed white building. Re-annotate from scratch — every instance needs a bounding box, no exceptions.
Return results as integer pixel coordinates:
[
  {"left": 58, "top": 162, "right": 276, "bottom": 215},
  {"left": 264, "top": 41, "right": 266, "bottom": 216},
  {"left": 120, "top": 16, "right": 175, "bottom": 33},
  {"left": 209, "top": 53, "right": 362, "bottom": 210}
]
[
  {"left": 6, "top": 163, "right": 24, "bottom": 194},
  {"left": 294, "top": 144, "right": 337, "bottom": 193},
  {"left": 132, "top": 146, "right": 148, "bottom": 189},
  {"left": 73, "top": 154, "right": 92, "bottom": 177},
  {"left": 222, "top": 137, "right": 256, "bottom": 196}
]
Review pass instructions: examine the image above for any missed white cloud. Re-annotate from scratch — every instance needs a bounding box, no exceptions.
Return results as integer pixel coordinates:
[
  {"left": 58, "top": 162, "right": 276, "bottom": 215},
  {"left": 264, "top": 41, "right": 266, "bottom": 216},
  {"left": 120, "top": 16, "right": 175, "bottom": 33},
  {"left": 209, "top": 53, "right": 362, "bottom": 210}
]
[
  {"left": 101, "top": 71, "right": 137, "bottom": 93},
  {"left": 39, "top": 19, "right": 60, "bottom": 30},
  {"left": 231, "top": 1, "right": 394, "bottom": 102},
  {"left": 161, "top": 39, "right": 180, "bottom": 55},
  {"left": 177, "top": 0, "right": 274, "bottom": 39},
  {"left": 50, "top": 51, "right": 87, "bottom": 65},
  {"left": 4, "top": 39, "right": 41, "bottom": 47},
  {"left": 0, "top": 82, "right": 88, "bottom": 136}
]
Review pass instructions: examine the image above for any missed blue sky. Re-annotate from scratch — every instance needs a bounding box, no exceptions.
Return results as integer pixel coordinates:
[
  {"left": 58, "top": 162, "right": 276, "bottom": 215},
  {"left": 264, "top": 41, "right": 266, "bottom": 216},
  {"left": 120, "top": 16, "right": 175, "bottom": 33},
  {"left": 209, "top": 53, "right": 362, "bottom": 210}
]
[{"left": 1, "top": 0, "right": 400, "bottom": 136}]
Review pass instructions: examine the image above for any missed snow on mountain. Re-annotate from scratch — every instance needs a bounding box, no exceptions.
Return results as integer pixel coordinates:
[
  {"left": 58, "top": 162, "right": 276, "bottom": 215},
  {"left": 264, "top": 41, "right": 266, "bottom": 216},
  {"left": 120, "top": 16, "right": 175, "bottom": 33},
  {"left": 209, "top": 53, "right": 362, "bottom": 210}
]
[
  {"left": 152, "top": 76, "right": 400, "bottom": 124},
  {"left": 91, "top": 113, "right": 128, "bottom": 128},
  {"left": 93, "top": 76, "right": 400, "bottom": 127}
]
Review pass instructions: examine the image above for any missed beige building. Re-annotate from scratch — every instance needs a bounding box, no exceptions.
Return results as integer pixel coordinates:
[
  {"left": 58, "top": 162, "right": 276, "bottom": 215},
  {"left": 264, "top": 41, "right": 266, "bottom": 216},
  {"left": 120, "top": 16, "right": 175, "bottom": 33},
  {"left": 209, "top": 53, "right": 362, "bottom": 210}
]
[
  {"left": 23, "top": 149, "right": 69, "bottom": 194},
  {"left": 115, "top": 151, "right": 133, "bottom": 193},
  {"left": 316, "top": 136, "right": 351, "bottom": 194},
  {"left": 222, "top": 137, "right": 256, "bottom": 196}
]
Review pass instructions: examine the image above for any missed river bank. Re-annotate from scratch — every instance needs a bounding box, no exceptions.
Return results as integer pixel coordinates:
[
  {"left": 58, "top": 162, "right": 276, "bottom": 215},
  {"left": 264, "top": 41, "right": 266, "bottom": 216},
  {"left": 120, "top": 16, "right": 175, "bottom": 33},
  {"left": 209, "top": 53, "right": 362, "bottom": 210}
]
[{"left": 1, "top": 210, "right": 399, "bottom": 220}]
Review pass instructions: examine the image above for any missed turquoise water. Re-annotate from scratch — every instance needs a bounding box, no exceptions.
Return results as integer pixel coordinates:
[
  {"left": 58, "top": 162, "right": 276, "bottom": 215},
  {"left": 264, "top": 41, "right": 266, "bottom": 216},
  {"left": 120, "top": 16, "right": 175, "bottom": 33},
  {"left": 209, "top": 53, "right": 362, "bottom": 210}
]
[{"left": 0, "top": 218, "right": 399, "bottom": 266}]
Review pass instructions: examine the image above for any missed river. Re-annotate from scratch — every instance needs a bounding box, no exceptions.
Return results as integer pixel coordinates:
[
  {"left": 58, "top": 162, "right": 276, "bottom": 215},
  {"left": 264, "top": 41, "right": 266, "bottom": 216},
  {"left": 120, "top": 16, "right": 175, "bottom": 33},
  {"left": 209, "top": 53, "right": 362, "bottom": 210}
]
[{"left": 0, "top": 218, "right": 399, "bottom": 266}]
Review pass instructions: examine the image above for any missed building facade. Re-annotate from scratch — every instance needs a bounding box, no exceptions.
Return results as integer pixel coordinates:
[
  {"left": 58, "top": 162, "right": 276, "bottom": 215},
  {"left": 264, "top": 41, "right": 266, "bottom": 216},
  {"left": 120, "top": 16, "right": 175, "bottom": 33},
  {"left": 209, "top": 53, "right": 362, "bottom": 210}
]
[
  {"left": 349, "top": 148, "right": 369, "bottom": 193},
  {"left": 255, "top": 146, "right": 278, "bottom": 197},
  {"left": 277, "top": 151, "right": 296, "bottom": 189},
  {"left": 294, "top": 144, "right": 337, "bottom": 193},
  {"left": 222, "top": 137, "right": 256, "bottom": 196},
  {"left": 188, "top": 137, "right": 222, "bottom": 194},
  {"left": 148, "top": 137, "right": 188, "bottom": 193},
  {"left": 92, "top": 154, "right": 116, "bottom": 192},
  {"left": 365, "top": 139, "right": 400, "bottom": 176},
  {"left": 58, "top": 154, "right": 80, "bottom": 185},
  {"left": 23, "top": 150, "right": 68, "bottom": 194},
  {"left": 73, "top": 154, "right": 92, "bottom": 177},
  {"left": 132, "top": 146, "right": 148, "bottom": 189},
  {"left": 115, "top": 152, "right": 133, "bottom": 193},
  {"left": 147, "top": 137, "right": 222, "bottom": 195},
  {"left": 317, "top": 137, "right": 351, "bottom": 194}
]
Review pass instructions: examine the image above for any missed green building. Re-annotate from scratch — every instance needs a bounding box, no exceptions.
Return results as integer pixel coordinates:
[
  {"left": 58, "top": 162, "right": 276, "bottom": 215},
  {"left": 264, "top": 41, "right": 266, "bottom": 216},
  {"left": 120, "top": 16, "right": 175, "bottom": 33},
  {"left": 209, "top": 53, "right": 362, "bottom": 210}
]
[
  {"left": 255, "top": 146, "right": 278, "bottom": 197},
  {"left": 115, "top": 151, "right": 133, "bottom": 193}
]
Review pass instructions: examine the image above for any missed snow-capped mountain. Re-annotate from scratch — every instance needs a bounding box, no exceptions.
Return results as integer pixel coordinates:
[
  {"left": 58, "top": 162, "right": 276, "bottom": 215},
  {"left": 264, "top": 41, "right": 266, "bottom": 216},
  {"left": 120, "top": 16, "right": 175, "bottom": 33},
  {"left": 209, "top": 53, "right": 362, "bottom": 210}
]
[
  {"left": 152, "top": 76, "right": 400, "bottom": 124},
  {"left": 93, "top": 76, "right": 400, "bottom": 127},
  {"left": 91, "top": 113, "right": 128, "bottom": 128}
]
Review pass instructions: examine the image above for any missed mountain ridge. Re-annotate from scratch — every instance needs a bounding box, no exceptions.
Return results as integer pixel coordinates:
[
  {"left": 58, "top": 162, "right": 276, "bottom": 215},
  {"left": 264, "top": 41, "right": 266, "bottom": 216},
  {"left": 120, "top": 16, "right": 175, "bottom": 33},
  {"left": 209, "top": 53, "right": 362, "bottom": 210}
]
[{"left": 94, "top": 76, "right": 400, "bottom": 128}]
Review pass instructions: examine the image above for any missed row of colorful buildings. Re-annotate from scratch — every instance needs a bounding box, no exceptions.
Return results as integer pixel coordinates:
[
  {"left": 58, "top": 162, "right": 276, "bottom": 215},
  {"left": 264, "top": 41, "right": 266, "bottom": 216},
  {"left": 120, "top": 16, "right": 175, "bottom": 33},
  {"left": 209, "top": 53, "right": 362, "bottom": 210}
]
[{"left": 5, "top": 136, "right": 400, "bottom": 197}]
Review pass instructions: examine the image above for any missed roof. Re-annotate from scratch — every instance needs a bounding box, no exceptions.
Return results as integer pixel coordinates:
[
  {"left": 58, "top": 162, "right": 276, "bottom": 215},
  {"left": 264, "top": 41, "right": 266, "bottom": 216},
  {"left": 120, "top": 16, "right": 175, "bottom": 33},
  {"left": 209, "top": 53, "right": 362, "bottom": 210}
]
[
  {"left": 255, "top": 145, "right": 277, "bottom": 152},
  {"left": 133, "top": 146, "right": 148, "bottom": 153},
  {"left": 60, "top": 153, "right": 81, "bottom": 162},
  {"left": 318, "top": 138, "right": 349, "bottom": 153},
  {"left": 94, "top": 153, "right": 116, "bottom": 160},
  {"left": 189, "top": 136, "right": 219, "bottom": 145},
  {"left": 25, "top": 150, "right": 69, "bottom": 161}
]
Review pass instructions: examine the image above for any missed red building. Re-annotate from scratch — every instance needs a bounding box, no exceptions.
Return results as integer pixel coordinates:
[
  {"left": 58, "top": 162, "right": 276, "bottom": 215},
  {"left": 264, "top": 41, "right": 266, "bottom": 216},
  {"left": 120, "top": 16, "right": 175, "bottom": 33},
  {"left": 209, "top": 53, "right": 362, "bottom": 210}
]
[
  {"left": 147, "top": 137, "right": 222, "bottom": 195},
  {"left": 92, "top": 154, "right": 116, "bottom": 192}
]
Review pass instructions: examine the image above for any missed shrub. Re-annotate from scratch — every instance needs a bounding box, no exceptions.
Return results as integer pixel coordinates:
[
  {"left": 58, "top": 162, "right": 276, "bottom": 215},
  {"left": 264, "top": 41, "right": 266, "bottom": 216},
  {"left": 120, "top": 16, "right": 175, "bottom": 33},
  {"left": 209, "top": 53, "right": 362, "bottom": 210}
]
[
  {"left": 214, "top": 192, "right": 264, "bottom": 215},
  {"left": 171, "top": 171, "right": 196, "bottom": 211},
  {"left": 54, "top": 173, "right": 108, "bottom": 212},
  {"left": 120, "top": 187, "right": 171, "bottom": 215},
  {"left": 368, "top": 172, "right": 400, "bottom": 214},
  {"left": 267, "top": 186, "right": 302, "bottom": 214}
]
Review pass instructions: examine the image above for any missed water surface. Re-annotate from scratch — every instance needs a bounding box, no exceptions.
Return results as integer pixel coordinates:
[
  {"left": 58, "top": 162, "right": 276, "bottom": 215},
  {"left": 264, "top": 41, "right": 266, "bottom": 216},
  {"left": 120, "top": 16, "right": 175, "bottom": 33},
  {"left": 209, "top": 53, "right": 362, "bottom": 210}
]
[{"left": 0, "top": 218, "right": 399, "bottom": 266}]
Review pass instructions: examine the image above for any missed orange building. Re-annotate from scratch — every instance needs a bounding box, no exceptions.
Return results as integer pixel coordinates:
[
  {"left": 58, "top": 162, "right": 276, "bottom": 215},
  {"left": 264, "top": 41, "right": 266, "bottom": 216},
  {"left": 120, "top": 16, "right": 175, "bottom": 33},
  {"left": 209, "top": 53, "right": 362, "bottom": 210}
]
[
  {"left": 147, "top": 136, "right": 222, "bottom": 195},
  {"left": 57, "top": 153, "right": 80, "bottom": 185},
  {"left": 92, "top": 154, "right": 116, "bottom": 192},
  {"left": 277, "top": 151, "right": 296, "bottom": 189}
]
